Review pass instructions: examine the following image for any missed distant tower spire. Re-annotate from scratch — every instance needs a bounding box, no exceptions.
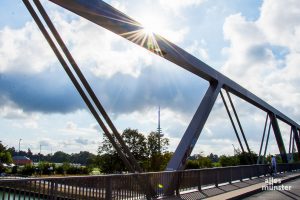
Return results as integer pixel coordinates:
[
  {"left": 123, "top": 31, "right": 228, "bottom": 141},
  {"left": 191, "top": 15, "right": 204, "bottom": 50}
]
[{"left": 157, "top": 106, "right": 163, "bottom": 154}]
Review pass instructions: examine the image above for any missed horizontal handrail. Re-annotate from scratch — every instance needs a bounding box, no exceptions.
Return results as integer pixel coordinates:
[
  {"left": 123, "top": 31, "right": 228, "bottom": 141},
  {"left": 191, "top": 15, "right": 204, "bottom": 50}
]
[{"left": 0, "top": 163, "right": 299, "bottom": 199}]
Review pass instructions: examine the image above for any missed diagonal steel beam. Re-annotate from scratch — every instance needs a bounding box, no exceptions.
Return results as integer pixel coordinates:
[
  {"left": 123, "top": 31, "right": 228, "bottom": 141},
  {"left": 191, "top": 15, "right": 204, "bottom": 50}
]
[
  {"left": 22, "top": 0, "right": 137, "bottom": 173},
  {"left": 263, "top": 121, "right": 272, "bottom": 164},
  {"left": 220, "top": 91, "right": 245, "bottom": 153},
  {"left": 225, "top": 90, "right": 252, "bottom": 156},
  {"left": 257, "top": 114, "right": 268, "bottom": 164},
  {"left": 166, "top": 81, "right": 222, "bottom": 170},
  {"left": 269, "top": 113, "right": 288, "bottom": 163},
  {"left": 32, "top": 0, "right": 143, "bottom": 173},
  {"left": 291, "top": 126, "right": 300, "bottom": 160}
]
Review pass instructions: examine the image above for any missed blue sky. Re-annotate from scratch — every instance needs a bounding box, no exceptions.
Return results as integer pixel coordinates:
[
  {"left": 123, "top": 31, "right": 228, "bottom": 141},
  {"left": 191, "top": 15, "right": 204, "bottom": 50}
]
[{"left": 0, "top": 0, "right": 299, "bottom": 157}]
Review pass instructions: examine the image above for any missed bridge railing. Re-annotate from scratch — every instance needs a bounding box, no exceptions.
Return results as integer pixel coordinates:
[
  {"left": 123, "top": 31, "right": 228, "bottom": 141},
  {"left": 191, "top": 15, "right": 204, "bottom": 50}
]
[{"left": 0, "top": 163, "right": 299, "bottom": 199}]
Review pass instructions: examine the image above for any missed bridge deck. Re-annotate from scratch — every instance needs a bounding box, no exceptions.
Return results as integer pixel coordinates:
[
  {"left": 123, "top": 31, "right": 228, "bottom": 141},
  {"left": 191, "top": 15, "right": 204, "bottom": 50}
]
[{"left": 162, "top": 171, "right": 300, "bottom": 200}]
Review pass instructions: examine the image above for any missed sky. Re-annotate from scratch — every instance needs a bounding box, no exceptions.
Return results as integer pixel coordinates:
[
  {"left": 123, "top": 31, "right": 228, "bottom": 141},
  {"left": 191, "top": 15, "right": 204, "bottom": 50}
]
[{"left": 0, "top": 0, "right": 299, "bottom": 157}]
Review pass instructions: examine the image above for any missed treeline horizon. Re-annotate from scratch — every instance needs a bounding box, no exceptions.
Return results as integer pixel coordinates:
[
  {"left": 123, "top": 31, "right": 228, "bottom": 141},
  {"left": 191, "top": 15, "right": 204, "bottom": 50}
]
[{"left": 1, "top": 128, "right": 299, "bottom": 175}]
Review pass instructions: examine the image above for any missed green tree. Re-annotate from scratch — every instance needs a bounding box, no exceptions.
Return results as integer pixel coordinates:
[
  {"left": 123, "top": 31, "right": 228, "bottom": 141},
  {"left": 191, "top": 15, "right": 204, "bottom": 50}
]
[
  {"left": 147, "top": 132, "right": 169, "bottom": 156},
  {"left": 0, "top": 141, "right": 6, "bottom": 152},
  {"left": 208, "top": 153, "right": 219, "bottom": 163},
  {"left": 0, "top": 152, "right": 13, "bottom": 163},
  {"left": 0, "top": 141, "right": 13, "bottom": 164},
  {"left": 96, "top": 129, "right": 170, "bottom": 173},
  {"left": 147, "top": 132, "right": 169, "bottom": 171},
  {"left": 122, "top": 129, "right": 148, "bottom": 160},
  {"left": 219, "top": 155, "right": 239, "bottom": 167},
  {"left": 236, "top": 151, "right": 258, "bottom": 165},
  {"left": 199, "top": 157, "right": 213, "bottom": 168},
  {"left": 21, "top": 164, "right": 35, "bottom": 176},
  {"left": 70, "top": 151, "right": 96, "bottom": 165},
  {"left": 51, "top": 151, "right": 70, "bottom": 163},
  {"left": 185, "top": 160, "right": 199, "bottom": 169}
]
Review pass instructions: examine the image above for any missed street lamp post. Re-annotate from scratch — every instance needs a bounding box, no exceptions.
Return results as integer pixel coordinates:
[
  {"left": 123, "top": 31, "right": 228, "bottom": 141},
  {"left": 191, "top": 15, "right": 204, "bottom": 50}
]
[
  {"left": 18, "top": 139, "right": 22, "bottom": 155},
  {"left": 39, "top": 144, "right": 42, "bottom": 163},
  {"left": 232, "top": 144, "right": 236, "bottom": 156},
  {"left": 39, "top": 144, "right": 42, "bottom": 176}
]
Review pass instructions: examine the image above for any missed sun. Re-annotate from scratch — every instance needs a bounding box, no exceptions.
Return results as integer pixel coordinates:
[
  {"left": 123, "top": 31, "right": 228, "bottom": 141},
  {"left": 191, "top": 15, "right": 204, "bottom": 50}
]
[
  {"left": 121, "top": 13, "right": 169, "bottom": 56},
  {"left": 138, "top": 14, "right": 166, "bottom": 36}
]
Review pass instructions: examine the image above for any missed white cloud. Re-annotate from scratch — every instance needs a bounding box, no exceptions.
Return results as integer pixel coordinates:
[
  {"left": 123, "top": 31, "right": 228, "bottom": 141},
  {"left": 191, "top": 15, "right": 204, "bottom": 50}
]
[
  {"left": 159, "top": 0, "right": 206, "bottom": 13},
  {"left": 221, "top": 0, "right": 300, "bottom": 123},
  {"left": 257, "top": 0, "right": 300, "bottom": 51},
  {"left": 0, "top": 105, "right": 27, "bottom": 119},
  {"left": 61, "top": 121, "right": 98, "bottom": 136},
  {"left": 186, "top": 40, "right": 209, "bottom": 61},
  {"left": 110, "top": 0, "right": 127, "bottom": 13},
  {"left": 0, "top": 22, "right": 54, "bottom": 74},
  {"left": 0, "top": 7, "right": 155, "bottom": 78},
  {"left": 66, "top": 121, "right": 77, "bottom": 130}
]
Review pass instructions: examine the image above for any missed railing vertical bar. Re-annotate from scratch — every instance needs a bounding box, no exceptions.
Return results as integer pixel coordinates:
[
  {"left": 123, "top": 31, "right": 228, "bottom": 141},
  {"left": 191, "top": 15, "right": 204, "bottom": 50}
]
[
  {"left": 7, "top": 187, "right": 11, "bottom": 200},
  {"left": 71, "top": 184, "right": 74, "bottom": 199},
  {"left": 79, "top": 181, "right": 82, "bottom": 200},
  {"left": 18, "top": 182, "right": 21, "bottom": 200},
  {"left": 33, "top": 180, "right": 37, "bottom": 200},
  {"left": 13, "top": 186, "right": 16, "bottom": 200},
  {"left": 22, "top": 181, "right": 26, "bottom": 200},
  {"left": 2, "top": 188, "right": 5, "bottom": 200},
  {"left": 37, "top": 180, "right": 40, "bottom": 200},
  {"left": 28, "top": 180, "right": 32, "bottom": 199}
]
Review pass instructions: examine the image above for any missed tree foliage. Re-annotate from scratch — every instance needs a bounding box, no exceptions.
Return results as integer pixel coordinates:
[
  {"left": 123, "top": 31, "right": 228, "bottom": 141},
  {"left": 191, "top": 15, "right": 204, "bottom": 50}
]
[
  {"left": 97, "top": 128, "right": 170, "bottom": 173},
  {"left": 0, "top": 141, "right": 12, "bottom": 164}
]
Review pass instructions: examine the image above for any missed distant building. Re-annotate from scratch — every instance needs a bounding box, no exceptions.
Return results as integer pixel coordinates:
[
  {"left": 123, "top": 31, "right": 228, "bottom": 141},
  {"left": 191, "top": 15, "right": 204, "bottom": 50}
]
[{"left": 13, "top": 156, "right": 32, "bottom": 165}]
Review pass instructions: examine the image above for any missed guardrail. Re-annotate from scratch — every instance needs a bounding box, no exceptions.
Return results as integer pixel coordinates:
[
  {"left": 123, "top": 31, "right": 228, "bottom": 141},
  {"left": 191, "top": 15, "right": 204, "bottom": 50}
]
[{"left": 0, "top": 163, "right": 299, "bottom": 199}]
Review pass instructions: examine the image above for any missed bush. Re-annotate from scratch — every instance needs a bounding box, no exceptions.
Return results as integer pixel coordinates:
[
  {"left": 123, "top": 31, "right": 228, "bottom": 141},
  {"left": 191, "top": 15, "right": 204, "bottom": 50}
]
[
  {"left": 219, "top": 155, "right": 239, "bottom": 167},
  {"left": 199, "top": 157, "right": 213, "bottom": 168},
  {"left": 55, "top": 165, "right": 65, "bottom": 175},
  {"left": 185, "top": 160, "right": 199, "bottom": 169},
  {"left": 21, "top": 164, "right": 35, "bottom": 176},
  {"left": 0, "top": 164, "right": 5, "bottom": 173},
  {"left": 38, "top": 162, "right": 55, "bottom": 175},
  {"left": 11, "top": 166, "right": 18, "bottom": 174},
  {"left": 237, "top": 151, "right": 258, "bottom": 165}
]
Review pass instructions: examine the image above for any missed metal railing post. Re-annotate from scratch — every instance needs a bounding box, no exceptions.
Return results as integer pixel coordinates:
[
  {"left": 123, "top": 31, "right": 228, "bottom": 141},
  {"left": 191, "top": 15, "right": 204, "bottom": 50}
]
[
  {"left": 105, "top": 177, "right": 112, "bottom": 200},
  {"left": 198, "top": 170, "right": 201, "bottom": 191}
]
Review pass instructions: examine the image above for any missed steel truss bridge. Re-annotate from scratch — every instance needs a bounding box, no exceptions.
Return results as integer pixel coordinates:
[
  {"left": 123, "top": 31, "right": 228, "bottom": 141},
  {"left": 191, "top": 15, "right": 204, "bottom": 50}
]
[{"left": 4, "top": 0, "right": 300, "bottom": 199}]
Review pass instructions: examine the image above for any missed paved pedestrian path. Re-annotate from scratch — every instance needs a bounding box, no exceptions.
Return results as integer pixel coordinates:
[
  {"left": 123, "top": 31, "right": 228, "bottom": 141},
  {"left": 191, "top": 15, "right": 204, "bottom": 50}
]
[
  {"left": 244, "top": 178, "right": 300, "bottom": 200},
  {"left": 162, "top": 171, "right": 300, "bottom": 200}
]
